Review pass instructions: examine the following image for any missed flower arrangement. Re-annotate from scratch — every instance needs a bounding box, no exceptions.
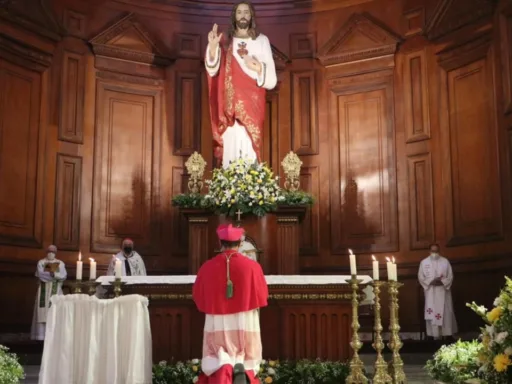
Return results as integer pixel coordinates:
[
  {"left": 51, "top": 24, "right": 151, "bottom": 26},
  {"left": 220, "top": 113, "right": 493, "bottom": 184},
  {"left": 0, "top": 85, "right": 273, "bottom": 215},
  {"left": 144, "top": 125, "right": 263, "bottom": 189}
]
[
  {"left": 425, "top": 340, "right": 480, "bottom": 383},
  {"left": 0, "top": 345, "right": 25, "bottom": 384},
  {"left": 465, "top": 276, "right": 512, "bottom": 383},
  {"left": 203, "top": 159, "right": 284, "bottom": 217},
  {"left": 152, "top": 359, "right": 352, "bottom": 383}
]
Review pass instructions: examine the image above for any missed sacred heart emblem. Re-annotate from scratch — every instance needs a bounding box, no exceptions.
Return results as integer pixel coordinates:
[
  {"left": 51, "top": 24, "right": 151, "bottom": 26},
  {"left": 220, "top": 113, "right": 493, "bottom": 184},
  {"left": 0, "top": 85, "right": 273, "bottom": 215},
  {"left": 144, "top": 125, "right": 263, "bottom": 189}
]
[{"left": 237, "top": 41, "right": 249, "bottom": 58}]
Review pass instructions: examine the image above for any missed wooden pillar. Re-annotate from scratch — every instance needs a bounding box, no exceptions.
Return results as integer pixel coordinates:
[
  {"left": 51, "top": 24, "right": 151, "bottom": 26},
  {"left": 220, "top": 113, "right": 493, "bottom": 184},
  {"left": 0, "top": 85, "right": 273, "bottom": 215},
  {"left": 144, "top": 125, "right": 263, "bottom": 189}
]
[
  {"left": 274, "top": 206, "right": 307, "bottom": 275},
  {"left": 181, "top": 209, "right": 212, "bottom": 274}
]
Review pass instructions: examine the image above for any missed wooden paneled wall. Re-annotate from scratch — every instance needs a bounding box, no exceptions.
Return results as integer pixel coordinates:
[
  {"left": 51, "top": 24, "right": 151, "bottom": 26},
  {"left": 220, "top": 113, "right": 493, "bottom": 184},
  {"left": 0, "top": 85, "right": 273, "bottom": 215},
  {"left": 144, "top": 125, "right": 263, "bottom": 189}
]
[{"left": 0, "top": 0, "right": 511, "bottom": 338}]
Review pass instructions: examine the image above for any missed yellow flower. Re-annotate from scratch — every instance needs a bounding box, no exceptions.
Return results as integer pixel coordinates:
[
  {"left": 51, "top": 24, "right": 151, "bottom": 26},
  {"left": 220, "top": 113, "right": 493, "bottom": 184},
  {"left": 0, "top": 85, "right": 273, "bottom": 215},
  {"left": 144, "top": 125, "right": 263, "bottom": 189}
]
[
  {"left": 482, "top": 334, "right": 491, "bottom": 347},
  {"left": 264, "top": 377, "right": 273, "bottom": 383},
  {"left": 493, "top": 353, "right": 511, "bottom": 372},
  {"left": 192, "top": 365, "right": 198, "bottom": 372},
  {"left": 268, "top": 360, "right": 276, "bottom": 367},
  {"left": 259, "top": 200, "right": 263, "bottom": 205},
  {"left": 487, "top": 307, "right": 503, "bottom": 323},
  {"left": 257, "top": 179, "right": 262, "bottom": 183}
]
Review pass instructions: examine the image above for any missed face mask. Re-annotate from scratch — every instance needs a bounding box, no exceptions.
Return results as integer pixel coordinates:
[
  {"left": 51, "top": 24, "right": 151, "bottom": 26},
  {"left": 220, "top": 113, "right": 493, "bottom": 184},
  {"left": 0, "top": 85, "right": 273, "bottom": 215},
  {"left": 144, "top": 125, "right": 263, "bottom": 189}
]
[
  {"left": 123, "top": 247, "right": 133, "bottom": 254},
  {"left": 47, "top": 252, "right": 56, "bottom": 260},
  {"left": 430, "top": 252, "right": 439, "bottom": 258}
]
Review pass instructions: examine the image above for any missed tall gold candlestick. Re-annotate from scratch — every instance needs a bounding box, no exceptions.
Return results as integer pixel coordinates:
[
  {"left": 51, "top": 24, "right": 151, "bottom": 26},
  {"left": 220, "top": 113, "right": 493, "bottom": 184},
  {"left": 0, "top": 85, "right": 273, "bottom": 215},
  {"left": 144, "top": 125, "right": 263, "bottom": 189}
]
[
  {"left": 387, "top": 281, "right": 406, "bottom": 383},
  {"left": 345, "top": 275, "right": 368, "bottom": 384},
  {"left": 371, "top": 281, "right": 392, "bottom": 384},
  {"left": 111, "top": 278, "right": 125, "bottom": 297}
]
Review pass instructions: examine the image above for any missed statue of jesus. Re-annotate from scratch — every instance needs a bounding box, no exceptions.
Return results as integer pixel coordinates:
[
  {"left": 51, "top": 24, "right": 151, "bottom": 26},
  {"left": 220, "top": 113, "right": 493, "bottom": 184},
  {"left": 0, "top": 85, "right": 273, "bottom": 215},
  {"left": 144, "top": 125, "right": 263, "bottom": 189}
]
[{"left": 205, "top": 1, "right": 277, "bottom": 169}]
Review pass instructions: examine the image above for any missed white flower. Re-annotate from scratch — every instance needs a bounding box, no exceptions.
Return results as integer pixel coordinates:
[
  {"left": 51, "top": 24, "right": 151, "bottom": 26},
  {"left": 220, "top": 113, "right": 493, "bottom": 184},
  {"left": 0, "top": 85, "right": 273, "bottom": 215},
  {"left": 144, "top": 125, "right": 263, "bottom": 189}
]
[
  {"left": 504, "top": 347, "right": 512, "bottom": 355},
  {"left": 485, "top": 325, "right": 495, "bottom": 336},
  {"left": 267, "top": 367, "right": 276, "bottom": 375},
  {"left": 261, "top": 359, "right": 267, "bottom": 365},
  {"left": 158, "top": 361, "right": 167, "bottom": 366},
  {"left": 495, "top": 331, "right": 508, "bottom": 344},
  {"left": 191, "top": 358, "right": 199, "bottom": 364},
  {"left": 193, "top": 377, "right": 198, "bottom": 383},
  {"left": 494, "top": 297, "right": 501, "bottom": 306},
  {"left": 508, "top": 303, "right": 512, "bottom": 311}
]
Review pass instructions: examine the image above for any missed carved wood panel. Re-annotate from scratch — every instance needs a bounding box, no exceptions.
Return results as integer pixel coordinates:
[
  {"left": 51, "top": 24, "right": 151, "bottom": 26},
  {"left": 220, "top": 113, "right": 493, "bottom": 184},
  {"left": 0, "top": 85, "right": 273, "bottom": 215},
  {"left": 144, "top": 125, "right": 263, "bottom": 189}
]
[
  {"left": 440, "top": 51, "right": 502, "bottom": 245},
  {"left": 280, "top": 306, "right": 351, "bottom": 361},
  {"left": 263, "top": 92, "right": 279, "bottom": 174},
  {"left": 0, "top": 59, "right": 44, "bottom": 247},
  {"left": 500, "top": 10, "right": 512, "bottom": 114},
  {"left": 54, "top": 154, "right": 82, "bottom": 251},
  {"left": 299, "top": 166, "right": 320, "bottom": 255},
  {"left": 58, "top": 50, "right": 85, "bottom": 143},
  {"left": 407, "top": 153, "right": 435, "bottom": 250},
  {"left": 92, "top": 80, "right": 162, "bottom": 254},
  {"left": 330, "top": 80, "right": 398, "bottom": 254},
  {"left": 291, "top": 71, "right": 318, "bottom": 155},
  {"left": 171, "top": 166, "right": 188, "bottom": 257},
  {"left": 403, "top": 49, "right": 431, "bottom": 142},
  {"left": 150, "top": 306, "right": 193, "bottom": 362},
  {"left": 174, "top": 72, "right": 201, "bottom": 155}
]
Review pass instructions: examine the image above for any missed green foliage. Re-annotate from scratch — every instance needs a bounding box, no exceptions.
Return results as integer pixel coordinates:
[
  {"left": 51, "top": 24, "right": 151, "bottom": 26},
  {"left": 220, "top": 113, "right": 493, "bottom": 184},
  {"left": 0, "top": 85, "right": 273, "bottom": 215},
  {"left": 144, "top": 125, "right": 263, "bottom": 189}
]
[
  {"left": 279, "top": 190, "right": 314, "bottom": 206},
  {"left": 171, "top": 193, "right": 211, "bottom": 209},
  {"left": 0, "top": 345, "right": 25, "bottom": 384},
  {"left": 152, "top": 359, "right": 353, "bottom": 384},
  {"left": 425, "top": 340, "right": 480, "bottom": 383}
]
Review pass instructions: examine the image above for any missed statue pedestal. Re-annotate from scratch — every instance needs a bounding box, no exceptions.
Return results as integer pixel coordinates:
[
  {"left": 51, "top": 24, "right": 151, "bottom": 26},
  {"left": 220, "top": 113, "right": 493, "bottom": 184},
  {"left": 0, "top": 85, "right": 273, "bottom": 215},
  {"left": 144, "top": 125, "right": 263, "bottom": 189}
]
[{"left": 180, "top": 206, "right": 307, "bottom": 275}]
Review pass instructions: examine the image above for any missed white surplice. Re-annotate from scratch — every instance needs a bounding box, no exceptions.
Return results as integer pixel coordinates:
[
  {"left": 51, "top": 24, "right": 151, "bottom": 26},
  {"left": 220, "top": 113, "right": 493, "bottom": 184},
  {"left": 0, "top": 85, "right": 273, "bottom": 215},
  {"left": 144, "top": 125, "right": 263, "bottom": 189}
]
[
  {"left": 418, "top": 254, "right": 458, "bottom": 338},
  {"left": 239, "top": 240, "right": 257, "bottom": 261},
  {"left": 107, "top": 251, "right": 147, "bottom": 276},
  {"left": 30, "top": 258, "right": 67, "bottom": 340},
  {"left": 205, "top": 34, "right": 277, "bottom": 168}
]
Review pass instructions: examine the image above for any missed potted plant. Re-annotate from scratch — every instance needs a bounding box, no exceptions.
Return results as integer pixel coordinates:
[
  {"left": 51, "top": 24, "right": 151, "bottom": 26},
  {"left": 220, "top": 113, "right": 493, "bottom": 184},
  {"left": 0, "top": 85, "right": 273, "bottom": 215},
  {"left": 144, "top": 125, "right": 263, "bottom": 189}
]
[
  {"left": 0, "top": 345, "right": 25, "bottom": 384},
  {"left": 425, "top": 340, "right": 480, "bottom": 383}
]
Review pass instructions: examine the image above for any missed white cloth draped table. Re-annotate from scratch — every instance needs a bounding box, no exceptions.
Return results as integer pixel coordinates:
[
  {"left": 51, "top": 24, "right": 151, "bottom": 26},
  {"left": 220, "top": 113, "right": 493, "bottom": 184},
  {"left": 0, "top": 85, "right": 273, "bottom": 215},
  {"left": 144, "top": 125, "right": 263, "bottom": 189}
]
[{"left": 39, "top": 294, "right": 152, "bottom": 384}]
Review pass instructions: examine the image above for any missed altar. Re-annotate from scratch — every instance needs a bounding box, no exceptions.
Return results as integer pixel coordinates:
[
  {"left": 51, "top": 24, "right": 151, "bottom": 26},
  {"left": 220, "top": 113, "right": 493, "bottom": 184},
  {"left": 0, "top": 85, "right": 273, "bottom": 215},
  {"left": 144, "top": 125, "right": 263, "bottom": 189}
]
[{"left": 97, "top": 275, "right": 372, "bottom": 363}]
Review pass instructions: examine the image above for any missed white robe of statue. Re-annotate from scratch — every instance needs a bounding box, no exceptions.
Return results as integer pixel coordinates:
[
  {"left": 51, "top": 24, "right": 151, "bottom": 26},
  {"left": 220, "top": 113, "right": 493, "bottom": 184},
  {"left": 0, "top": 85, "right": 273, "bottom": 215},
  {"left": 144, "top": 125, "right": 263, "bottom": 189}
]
[
  {"left": 239, "top": 239, "right": 257, "bottom": 261},
  {"left": 30, "top": 258, "right": 67, "bottom": 340},
  {"left": 205, "top": 34, "right": 277, "bottom": 168},
  {"left": 418, "top": 254, "right": 458, "bottom": 338},
  {"left": 107, "top": 251, "right": 147, "bottom": 276}
]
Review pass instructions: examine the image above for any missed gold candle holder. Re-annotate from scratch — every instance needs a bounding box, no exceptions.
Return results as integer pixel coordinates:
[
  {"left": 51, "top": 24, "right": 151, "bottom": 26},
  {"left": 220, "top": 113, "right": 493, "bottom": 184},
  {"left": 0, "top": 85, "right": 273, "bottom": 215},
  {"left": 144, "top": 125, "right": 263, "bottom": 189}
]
[
  {"left": 345, "top": 275, "right": 368, "bottom": 384},
  {"left": 69, "top": 280, "right": 85, "bottom": 294},
  {"left": 111, "top": 278, "right": 125, "bottom": 297},
  {"left": 387, "top": 281, "right": 406, "bottom": 384},
  {"left": 85, "top": 280, "right": 100, "bottom": 296},
  {"left": 371, "top": 281, "right": 392, "bottom": 384}
]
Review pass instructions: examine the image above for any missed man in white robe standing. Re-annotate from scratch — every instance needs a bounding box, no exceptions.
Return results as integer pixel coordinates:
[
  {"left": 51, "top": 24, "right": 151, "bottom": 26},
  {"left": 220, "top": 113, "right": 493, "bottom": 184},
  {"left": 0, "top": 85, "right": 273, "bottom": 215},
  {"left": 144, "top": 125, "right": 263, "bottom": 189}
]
[
  {"left": 30, "top": 245, "right": 67, "bottom": 340},
  {"left": 107, "top": 238, "right": 147, "bottom": 276},
  {"left": 418, "top": 243, "right": 458, "bottom": 340},
  {"left": 205, "top": 1, "right": 277, "bottom": 168}
]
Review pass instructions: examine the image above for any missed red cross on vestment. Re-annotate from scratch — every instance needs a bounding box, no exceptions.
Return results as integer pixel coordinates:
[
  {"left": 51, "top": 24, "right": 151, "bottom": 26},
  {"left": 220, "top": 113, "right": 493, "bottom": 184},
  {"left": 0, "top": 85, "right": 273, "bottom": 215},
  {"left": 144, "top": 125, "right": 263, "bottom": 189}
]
[
  {"left": 435, "top": 313, "right": 442, "bottom": 320},
  {"left": 426, "top": 308, "right": 433, "bottom": 314}
]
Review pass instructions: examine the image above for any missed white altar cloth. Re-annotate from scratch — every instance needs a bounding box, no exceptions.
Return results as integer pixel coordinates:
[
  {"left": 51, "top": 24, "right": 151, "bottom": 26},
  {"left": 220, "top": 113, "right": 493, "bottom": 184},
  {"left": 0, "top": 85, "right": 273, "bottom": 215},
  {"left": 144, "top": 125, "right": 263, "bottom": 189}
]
[
  {"left": 39, "top": 294, "right": 152, "bottom": 384},
  {"left": 96, "top": 275, "right": 373, "bottom": 285}
]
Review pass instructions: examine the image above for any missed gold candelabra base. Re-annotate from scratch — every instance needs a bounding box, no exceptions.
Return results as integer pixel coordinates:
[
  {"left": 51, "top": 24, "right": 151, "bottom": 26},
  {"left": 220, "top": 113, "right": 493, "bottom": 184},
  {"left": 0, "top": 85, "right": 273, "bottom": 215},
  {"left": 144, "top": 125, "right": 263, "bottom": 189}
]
[
  {"left": 85, "top": 280, "right": 100, "bottom": 295},
  {"left": 111, "top": 278, "right": 126, "bottom": 297},
  {"left": 69, "top": 280, "right": 85, "bottom": 294},
  {"left": 387, "top": 280, "right": 406, "bottom": 384},
  {"left": 345, "top": 275, "right": 368, "bottom": 384},
  {"left": 371, "top": 280, "right": 393, "bottom": 384}
]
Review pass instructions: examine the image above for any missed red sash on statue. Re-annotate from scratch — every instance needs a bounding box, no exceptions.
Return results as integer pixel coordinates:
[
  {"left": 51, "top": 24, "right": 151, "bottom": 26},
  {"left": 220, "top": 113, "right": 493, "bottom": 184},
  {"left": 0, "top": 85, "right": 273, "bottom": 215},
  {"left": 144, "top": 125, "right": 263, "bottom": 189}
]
[{"left": 207, "top": 42, "right": 266, "bottom": 165}]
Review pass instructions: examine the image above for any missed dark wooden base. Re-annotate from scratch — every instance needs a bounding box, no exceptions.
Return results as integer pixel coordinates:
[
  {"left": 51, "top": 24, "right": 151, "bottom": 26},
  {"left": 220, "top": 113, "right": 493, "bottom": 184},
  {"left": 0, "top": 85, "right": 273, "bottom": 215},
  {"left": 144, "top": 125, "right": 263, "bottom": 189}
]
[{"left": 112, "top": 282, "right": 354, "bottom": 363}]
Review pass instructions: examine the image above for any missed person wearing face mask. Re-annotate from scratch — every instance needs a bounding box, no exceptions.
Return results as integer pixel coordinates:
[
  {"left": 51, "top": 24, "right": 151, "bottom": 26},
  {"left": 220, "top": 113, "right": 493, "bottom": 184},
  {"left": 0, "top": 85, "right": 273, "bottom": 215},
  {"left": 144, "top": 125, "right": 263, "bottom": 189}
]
[
  {"left": 418, "top": 243, "right": 458, "bottom": 340},
  {"left": 30, "top": 245, "right": 67, "bottom": 340},
  {"left": 107, "top": 238, "right": 147, "bottom": 276}
]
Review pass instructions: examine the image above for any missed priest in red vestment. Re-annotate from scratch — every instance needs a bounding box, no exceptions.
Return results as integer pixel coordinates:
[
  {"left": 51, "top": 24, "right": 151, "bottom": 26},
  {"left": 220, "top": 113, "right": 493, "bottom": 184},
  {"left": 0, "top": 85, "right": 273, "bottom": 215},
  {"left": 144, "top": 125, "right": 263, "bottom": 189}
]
[
  {"left": 205, "top": 1, "right": 277, "bottom": 168},
  {"left": 193, "top": 223, "right": 268, "bottom": 384}
]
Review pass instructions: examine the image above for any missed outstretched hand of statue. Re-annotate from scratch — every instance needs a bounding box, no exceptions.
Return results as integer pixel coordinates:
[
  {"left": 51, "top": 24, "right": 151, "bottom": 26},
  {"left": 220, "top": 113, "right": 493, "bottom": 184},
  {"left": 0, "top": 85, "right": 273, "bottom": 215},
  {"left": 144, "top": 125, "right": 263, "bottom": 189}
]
[{"left": 208, "top": 24, "right": 223, "bottom": 58}]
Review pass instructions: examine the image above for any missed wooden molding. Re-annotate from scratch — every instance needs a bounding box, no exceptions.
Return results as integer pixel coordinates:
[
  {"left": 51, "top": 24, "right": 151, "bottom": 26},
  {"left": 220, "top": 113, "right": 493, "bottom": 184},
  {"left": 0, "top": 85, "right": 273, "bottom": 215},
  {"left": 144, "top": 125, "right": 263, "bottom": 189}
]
[
  {"left": 317, "top": 13, "right": 400, "bottom": 67},
  {"left": 290, "top": 33, "right": 316, "bottom": 59},
  {"left": 174, "top": 33, "right": 201, "bottom": 59},
  {"left": 403, "top": 7, "right": 425, "bottom": 37},
  {"left": 89, "top": 13, "right": 172, "bottom": 67},
  {"left": 437, "top": 33, "right": 492, "bottom": 71},
  {"left": 271, "top": 43, "right": 290, "bottom": 72},
  {"left": 63, "top": 9, "right": 86, "bottom": 39},
  {"left": 424, "top": 0, "right": 496, "bottom": 41}
]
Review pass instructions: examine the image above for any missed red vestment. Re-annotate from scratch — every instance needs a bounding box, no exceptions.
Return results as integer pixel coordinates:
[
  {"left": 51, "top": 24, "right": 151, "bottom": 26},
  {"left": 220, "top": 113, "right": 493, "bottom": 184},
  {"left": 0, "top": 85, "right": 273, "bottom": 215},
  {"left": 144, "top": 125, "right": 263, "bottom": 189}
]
[
  {"left": 207, "top": 42, "right": 266, "bottom": 165},
  {"left": 193, "top": 250, "right": 268, "bottom": 384},
  {"left": 193, "top": 250, "right": 268, "bottom": 315}
]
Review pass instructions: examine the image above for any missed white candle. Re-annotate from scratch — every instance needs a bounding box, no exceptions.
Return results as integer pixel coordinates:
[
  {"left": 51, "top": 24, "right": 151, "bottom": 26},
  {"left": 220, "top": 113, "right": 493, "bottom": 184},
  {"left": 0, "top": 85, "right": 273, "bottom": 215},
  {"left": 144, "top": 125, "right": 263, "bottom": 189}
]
[
  {"left": 372, "top": 255, "right": 379, "bottom": 281},
  {"left": 114, "top": 255, "right": 122, "bottom": 278},
  {"left": 392, "top": 256, "right": 398, "bottom": 281},
  {"left": 76, "top": 252, "right": 83, "bottom": 280},
  {"left": 89, "top": 258, "right": 97, "bottom": 280},
  {"left": 386, "top": 257, "right": 392, "bottom": 281},
  {"left": 348, "top": 249, "right": 357, "bottom": 276}
]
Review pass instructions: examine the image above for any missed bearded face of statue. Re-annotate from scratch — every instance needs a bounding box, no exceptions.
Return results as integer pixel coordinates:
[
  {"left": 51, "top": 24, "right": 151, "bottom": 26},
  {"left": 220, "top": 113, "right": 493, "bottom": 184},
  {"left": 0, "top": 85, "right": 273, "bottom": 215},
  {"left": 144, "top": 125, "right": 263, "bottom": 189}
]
[{"left": 235, "top": 3, "right": 251, "bottom": 30}]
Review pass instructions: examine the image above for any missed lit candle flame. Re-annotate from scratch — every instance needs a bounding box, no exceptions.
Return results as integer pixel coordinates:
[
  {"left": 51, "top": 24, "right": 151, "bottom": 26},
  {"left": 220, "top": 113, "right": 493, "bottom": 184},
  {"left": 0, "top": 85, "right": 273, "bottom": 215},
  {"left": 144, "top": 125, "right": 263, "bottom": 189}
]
[
  {"left": 392, "top": 256, "right": 396, "bottom": 263},
  {"left": 349, "top": 249, "right": 353, "bottom": 255},
  {"left": 386, "top": 257, "right": 391, "bottom": 262},
  {"left": 78, "top": 252, "right": 81, "bottom": 261},
  {"left": 89, "top": 258, "right": 95, "bottom": 262},
  {"left": 372, "top": 255, "right": 376, "bottom": 261}
]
